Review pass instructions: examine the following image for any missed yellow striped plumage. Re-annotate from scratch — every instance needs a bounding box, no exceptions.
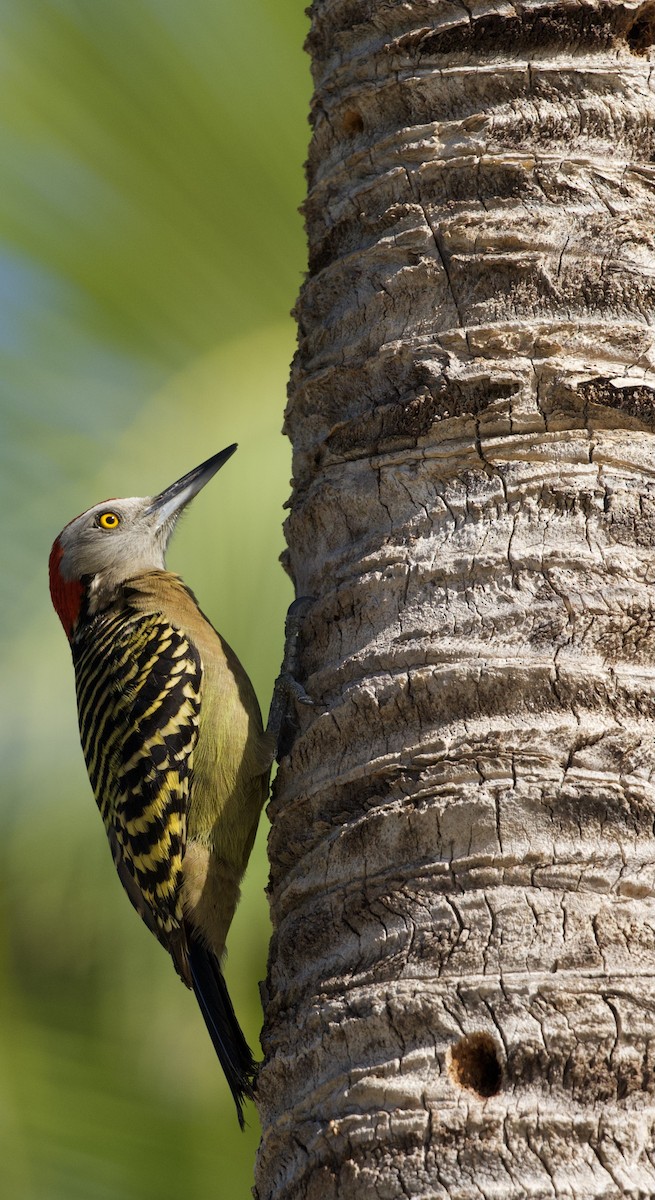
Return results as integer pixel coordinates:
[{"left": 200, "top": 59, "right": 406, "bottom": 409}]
[
  {"left": 71, "top": 571, "right": 271, "bottom": 986},
  {"left": 72, "top": 599, "right": 202, "bottom": 964}
]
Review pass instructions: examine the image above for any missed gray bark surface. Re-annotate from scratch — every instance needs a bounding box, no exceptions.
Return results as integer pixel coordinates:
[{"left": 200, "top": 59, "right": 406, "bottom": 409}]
[{"left": 256, "top": 3, "right": 655, "bottom": 1197}]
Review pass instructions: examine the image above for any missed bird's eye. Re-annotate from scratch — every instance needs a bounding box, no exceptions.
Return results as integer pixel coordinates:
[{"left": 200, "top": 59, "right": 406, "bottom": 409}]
[{"left": 97, "top": 511, "right": 121, "bottom": 530}]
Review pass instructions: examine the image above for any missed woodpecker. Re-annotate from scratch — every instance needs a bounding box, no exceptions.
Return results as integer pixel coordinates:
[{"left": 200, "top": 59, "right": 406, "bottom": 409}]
[{"left": 49, "top": 445, "right": 272, "bottom": 1125}]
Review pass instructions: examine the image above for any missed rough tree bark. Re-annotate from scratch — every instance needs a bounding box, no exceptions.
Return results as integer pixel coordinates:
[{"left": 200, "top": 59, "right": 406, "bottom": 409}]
[{"left": 255, "top": 2, "right": 655, "bottom": 1197}]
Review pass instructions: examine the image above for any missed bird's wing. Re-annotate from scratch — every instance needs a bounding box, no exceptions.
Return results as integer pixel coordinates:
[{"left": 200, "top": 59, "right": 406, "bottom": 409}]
[{"left": 72, "top": 608, "right": 202, "bottom": 978}]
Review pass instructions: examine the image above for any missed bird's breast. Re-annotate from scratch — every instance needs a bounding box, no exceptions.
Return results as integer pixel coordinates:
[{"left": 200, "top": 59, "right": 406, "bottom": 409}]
[{"left": 122, "top": 570, "right": 271, "bottom": 859}]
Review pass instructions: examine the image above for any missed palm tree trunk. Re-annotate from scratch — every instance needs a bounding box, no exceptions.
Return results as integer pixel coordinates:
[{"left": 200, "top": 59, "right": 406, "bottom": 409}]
[{"left": 255, "top": 2, "right": 655, "bottom": 1197}]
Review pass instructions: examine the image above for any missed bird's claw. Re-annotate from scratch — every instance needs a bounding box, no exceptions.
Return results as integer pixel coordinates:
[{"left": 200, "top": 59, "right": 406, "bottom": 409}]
[
  {"left": 276, "top": 670, "right": 315, "bottom": 709},
  {"left": 268, "top": 596, "right": 317, "bottom": 757}
]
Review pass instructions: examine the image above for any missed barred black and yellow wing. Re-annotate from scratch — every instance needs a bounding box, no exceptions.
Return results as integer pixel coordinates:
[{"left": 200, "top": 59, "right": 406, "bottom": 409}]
[{"left": 71, "top": 607, "right": 202, "bottom": 975}]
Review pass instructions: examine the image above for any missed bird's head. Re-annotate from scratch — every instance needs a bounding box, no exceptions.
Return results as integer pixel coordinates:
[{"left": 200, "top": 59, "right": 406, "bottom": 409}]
[{"left": 49, "top": 444, "right": 237, "bottom": 639}]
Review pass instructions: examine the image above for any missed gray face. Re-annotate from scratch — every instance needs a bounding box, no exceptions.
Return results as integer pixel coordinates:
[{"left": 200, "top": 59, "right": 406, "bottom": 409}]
[
  {"left": 57, "top": 496, "right": 173, "bottom": 586},
  {"left": 54, "top": 445, "right": 238, "bottom": 598}
]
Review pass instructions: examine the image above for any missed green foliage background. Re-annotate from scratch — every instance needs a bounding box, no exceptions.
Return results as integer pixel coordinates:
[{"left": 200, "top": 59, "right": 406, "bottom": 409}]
[{"left": 0, "top": 2, "right": 309, "bottom": 1196}]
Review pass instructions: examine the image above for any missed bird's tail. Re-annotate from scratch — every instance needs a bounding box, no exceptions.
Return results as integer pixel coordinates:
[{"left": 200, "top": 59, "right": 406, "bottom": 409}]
[{"left": 187, "top": 930, "right": 257, "bottom": 1127}]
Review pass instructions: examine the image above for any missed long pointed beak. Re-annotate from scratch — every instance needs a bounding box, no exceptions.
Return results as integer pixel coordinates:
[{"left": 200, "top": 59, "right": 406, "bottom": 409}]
[{"left": 146, "top": 444, "right": 237, "bottom": 529}]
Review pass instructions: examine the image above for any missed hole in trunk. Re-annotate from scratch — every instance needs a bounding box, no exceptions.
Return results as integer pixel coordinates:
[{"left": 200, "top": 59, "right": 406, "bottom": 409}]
[
  {"left": 448, "top": 1032, "right": 502, "bottom": 1097},
  {"left": 342, "top": 109, "right": 364, "bottom": 135},
  {"left": 626, "top": 7, "right": 655, "bottom": 54}
]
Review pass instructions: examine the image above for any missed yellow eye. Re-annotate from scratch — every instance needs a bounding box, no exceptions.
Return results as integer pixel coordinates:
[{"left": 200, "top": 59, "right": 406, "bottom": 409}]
[{"left": 98, "top": 511, "right": 120, "bottom": 530}]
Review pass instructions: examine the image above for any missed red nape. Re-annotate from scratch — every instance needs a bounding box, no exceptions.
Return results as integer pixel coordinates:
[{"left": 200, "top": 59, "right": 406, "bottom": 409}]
[{"left": 49, "top": 539, "right": 84, "bottom": 639}]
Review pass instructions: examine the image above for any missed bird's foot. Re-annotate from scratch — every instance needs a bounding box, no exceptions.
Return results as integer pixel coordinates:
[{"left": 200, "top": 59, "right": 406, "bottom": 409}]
[{"left": 268, "top": 596, "right": 316, "bottom": 759}]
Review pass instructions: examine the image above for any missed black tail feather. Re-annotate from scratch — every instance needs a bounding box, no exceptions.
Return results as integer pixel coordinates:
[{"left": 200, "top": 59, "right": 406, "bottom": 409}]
[{"left": 188, "top": 931, "right": 257, "bottom": 1127}]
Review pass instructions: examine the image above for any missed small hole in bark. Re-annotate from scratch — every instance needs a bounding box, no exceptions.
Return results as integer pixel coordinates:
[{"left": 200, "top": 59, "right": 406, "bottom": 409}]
[
  {"left": 448, "top": 1032, "right": 502, "bottom": 1098},
  {"left": 626, "top": 9, "right": 655, "bottom": 54},
  {"left": 342, "top": 109, "right": 364, "bottom": 135}
]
